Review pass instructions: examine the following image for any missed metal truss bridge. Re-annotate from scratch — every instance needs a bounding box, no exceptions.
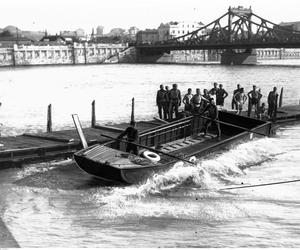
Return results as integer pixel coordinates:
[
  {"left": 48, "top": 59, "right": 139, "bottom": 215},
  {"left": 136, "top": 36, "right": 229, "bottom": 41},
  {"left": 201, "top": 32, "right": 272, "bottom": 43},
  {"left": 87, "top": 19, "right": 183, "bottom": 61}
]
[{"left": 136, "top": 6, "right": 300, "bottom": 53}]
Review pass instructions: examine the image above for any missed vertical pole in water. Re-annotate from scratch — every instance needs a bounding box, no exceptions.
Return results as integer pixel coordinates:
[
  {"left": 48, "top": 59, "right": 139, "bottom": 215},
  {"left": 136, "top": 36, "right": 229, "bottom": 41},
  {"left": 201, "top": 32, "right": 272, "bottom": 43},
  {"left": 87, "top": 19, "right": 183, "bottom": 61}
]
[
  {"left": 274, "top": 94, "right": 278, "bottom": 121},
  {"left": 279, "top": 87, "right": 283, "bottom": 107},
  {"left": 47, "top": 104, "right": 52, "bottom": 133},
  {"left": 91, "top": 100, "right": 96, "bottom": 128},
  {"left": 131, "top": 97, "right": 135, "bottom": 123}
]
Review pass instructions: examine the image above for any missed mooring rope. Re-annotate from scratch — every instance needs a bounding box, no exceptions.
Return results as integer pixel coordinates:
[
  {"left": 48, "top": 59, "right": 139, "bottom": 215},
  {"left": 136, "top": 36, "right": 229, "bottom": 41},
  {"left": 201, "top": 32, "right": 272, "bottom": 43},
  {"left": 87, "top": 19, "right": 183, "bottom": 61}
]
[{"left": 220, "top": 179, "right": 300, "bottom": 191}]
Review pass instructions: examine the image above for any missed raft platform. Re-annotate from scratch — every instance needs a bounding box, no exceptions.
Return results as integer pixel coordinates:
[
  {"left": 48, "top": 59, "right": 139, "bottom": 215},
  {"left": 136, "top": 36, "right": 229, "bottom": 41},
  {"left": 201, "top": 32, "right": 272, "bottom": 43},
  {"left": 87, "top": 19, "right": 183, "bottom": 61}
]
[
  {"left": 0, "top": 104, "right": 300, "bottom": 169},
  {"left": 0, "top": 120, "right": 164, "bottom": 169}
]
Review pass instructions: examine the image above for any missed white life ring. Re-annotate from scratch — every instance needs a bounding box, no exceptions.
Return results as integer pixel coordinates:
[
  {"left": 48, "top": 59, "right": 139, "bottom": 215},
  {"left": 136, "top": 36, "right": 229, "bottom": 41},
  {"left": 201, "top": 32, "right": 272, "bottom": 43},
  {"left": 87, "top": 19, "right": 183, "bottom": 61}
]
[
  {"left": 143, "top": 150, "right": 161, "bottom": 162},
  {"left": 189, "top": 156, "right": 196, "bottom": 163}
]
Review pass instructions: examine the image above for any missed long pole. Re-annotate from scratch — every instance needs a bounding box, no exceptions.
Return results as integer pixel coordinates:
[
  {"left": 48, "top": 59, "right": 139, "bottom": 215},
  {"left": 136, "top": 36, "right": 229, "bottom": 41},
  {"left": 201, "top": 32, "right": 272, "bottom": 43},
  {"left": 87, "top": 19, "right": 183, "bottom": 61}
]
[
  {"left": 220, "top": 179, "right": 300, "bottom": 191},
  {"left": 131, "top": 97, "right": 135, "bottom": 123},
  {"left": 199, "top": 115, "right": 268, "bottom": 137},
  {"left": 91, "top": 100, "right": 96, "bottom": 128},
  {"left": 47, "top": 104, "right": 52, "bottom": 132},
  {"left": 279, "top": 87, "right": 283, "bottom": 107},
  {"left": 100, "top": 134, "right": 196, "bottom": 165}
]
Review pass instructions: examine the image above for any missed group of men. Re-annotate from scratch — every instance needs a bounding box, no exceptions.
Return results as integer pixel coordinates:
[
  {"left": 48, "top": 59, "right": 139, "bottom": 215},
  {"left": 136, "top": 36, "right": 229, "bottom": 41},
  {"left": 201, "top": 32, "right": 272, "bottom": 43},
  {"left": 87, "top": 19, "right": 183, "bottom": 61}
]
[
  {"left": 157, "top": 82, "right": 279, "bottom": 121},
  {"left": 232, "top": 84, "right": 279, "bottom": 120},
  {"left": 118, "top": 83, "right": 279, "bottom": 156},
  {"left": 156, "top": 82, "right": 229, "bottom": 121}
]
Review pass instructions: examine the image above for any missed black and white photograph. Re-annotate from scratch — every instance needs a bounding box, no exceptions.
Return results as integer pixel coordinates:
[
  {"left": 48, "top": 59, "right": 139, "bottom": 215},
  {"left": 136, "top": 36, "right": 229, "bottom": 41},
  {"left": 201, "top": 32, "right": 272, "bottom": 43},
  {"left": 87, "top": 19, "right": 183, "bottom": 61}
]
[{"left": 0, "top": 0, "right": 300, "bottom": 247}]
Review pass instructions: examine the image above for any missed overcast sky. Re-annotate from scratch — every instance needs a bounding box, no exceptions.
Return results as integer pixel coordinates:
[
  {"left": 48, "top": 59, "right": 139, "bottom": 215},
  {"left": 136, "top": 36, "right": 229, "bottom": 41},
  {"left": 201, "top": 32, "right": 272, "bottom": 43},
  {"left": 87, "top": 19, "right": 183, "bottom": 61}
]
[{"left": 1, "top": 0, "right": 300, "bottom": 34}]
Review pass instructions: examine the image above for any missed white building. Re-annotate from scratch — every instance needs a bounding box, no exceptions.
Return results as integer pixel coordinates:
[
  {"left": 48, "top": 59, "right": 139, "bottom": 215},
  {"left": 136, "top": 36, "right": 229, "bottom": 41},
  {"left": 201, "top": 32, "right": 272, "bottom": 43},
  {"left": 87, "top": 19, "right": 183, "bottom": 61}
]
[
  {"left": 158, "top": 21, "right": 204, "bottom": 41},
  {"left": 128, "top": 26, "right": 139, "bottom": 39}
]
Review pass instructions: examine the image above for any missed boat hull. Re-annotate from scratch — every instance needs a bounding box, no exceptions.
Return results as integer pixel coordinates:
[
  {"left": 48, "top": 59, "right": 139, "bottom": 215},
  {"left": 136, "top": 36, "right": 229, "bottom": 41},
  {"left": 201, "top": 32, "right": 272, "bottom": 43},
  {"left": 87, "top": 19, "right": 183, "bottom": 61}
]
[{"left": 73, "top": 112, "right": 272, "bottom": 184}]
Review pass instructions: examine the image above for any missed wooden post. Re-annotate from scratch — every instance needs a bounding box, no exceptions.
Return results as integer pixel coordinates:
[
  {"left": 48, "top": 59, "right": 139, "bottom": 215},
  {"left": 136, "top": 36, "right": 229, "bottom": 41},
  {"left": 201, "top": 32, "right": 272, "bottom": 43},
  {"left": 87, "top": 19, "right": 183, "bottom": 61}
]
[
  {"left": 47, "top": 104, "right": 52, "bottom": 133},
  {"left": 274, "top": 94, "right": 278, "bottom": 121},
  {"left": 91, "top": 100, "right": 96, "bottom": 128},
  {"left": 131, "top": 97, "right": 135, "bottom": 123},
  {"left": 279, "top": 87, "right": 283, "bottom": 107}
]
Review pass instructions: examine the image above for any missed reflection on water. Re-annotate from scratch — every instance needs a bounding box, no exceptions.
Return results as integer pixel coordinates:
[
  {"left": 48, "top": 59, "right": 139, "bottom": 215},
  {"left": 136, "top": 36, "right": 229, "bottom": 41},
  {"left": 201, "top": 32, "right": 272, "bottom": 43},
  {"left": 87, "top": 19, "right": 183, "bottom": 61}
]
[{"left": 0, "top": 64, "right": 300, "bottom": 247}]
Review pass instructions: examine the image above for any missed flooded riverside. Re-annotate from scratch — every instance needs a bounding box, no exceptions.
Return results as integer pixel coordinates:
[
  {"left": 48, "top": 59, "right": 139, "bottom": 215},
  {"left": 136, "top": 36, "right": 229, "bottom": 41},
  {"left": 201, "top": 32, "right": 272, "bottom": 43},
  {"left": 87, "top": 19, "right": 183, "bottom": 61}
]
[{"left": 1, "top": 62, "right": 300, "bottom": 247}]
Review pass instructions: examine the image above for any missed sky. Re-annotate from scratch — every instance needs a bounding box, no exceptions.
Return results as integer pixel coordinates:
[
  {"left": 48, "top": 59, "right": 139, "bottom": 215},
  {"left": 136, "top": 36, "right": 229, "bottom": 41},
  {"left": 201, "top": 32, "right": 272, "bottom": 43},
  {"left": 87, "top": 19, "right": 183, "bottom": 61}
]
[{"left": 1, "top": 0, "right": 300, "bottom": 34}]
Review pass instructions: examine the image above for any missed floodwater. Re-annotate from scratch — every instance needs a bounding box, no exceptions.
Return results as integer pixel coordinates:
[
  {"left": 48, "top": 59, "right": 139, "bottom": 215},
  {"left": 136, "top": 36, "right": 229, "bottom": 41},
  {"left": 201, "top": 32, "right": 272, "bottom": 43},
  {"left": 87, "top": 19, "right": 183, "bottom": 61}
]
[{"left": 0, "top": 60, "right": 300, "bottom": 247}]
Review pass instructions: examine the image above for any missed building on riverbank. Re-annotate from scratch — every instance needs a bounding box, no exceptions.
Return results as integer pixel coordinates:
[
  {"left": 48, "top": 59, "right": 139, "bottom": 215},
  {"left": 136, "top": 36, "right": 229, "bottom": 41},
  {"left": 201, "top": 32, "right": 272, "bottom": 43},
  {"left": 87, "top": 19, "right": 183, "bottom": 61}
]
[{"left": 157, "top": 21, "right": 204, "bottom": 41}]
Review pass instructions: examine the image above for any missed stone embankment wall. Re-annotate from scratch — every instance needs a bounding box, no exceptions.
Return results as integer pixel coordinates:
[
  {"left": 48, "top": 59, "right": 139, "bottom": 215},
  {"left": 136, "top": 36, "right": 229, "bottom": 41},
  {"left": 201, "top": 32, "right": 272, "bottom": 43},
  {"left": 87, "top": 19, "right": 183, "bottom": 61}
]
[
  {"left": 126, "top": 48, "right": 300, "bottom": 64},
  {"left": 1, "top": 44, "right": 300, "bottom": 66},
  {"left": 0, "top": 43, "right": 127, "bottom": 66},
  {"left": 257, "top": 48, "right": 300, "bottom": 60}
]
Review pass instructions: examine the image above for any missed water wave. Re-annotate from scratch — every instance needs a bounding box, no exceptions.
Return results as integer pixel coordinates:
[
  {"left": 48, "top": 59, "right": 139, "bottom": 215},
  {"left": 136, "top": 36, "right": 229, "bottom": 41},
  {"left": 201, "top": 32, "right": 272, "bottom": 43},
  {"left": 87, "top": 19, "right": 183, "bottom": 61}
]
[{"left": 90, "top": 136, "right": 291, "bottom": 219}]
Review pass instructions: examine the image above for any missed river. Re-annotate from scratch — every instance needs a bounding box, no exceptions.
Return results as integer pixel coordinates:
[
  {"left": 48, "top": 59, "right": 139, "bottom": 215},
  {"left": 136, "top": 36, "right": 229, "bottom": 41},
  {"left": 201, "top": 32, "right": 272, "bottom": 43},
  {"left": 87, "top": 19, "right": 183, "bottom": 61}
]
[{"left": 0, "top": 61, "right": 300, "bottom": 247}]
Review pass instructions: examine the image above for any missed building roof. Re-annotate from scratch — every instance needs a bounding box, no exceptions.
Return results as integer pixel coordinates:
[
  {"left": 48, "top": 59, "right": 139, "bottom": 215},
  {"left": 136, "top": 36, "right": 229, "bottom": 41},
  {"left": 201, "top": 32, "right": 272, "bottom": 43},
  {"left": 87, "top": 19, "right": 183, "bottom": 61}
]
[{"left": 40, "top": 35, "right": 66, "bottom": 42}]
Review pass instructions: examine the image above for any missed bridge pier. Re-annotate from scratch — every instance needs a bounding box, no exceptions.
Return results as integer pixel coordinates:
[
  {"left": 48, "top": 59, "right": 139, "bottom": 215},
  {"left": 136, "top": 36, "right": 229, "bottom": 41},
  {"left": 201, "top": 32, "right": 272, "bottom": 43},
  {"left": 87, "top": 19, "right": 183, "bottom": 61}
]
[{"left": 221, "top": 49, "right": 257, "bottom": 65}]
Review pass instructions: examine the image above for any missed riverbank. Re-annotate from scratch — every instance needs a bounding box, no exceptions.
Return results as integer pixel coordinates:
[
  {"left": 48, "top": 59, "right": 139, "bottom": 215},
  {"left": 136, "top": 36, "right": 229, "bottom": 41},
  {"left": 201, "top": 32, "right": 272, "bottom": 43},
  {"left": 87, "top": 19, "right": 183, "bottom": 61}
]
[{"left": 1, "top": 44, "right": 300, "bottom": 67}]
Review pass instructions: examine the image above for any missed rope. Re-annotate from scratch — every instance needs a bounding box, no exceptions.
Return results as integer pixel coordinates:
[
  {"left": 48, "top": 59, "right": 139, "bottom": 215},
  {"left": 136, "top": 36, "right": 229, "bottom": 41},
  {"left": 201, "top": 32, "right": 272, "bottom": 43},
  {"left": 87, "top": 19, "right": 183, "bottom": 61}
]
[{"left": 220, "top": 179, "right": 300, "bottom": 191}]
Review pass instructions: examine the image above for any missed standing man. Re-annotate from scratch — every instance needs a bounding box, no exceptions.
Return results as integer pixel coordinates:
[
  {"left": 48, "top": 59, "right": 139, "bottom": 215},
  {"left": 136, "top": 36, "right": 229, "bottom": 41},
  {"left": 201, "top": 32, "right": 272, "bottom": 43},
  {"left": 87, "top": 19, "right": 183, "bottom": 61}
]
[
  {"left": 216, "top": 84, "right": 228, "bottom": 107},
  {"left": 231, "top": 84, "right": 241, "bottom": 110},
  {"left": 190, "top": 88, "right": 202, "bottom": 113},
  {"left": 201, "top": 88, "right": 210, "bottom": 110},
  {"left": 156, "top": 84, "right": 167, "bottom": 120},
  {"left": 200, "top": 98, "right": 221, "bottom": 139},
  {"left": 182, "top": 88, "right": 193, "bottom": 113},
  {"left": 267, "top": 87, "right": 279, "bottom": 120},
  {"left": 234, "top": 87, "right": 247, "bottom": 115},
  {"left": 164, "top": 86, "right": 170, "bottom": 120},
  {"left": 208, "top": 82, "right": 219, "bottom": 96},
  {"left": 117, "top": 121, "right": 139, "bottom": 155},
  {"left": 168, "top": 84, "right": 181, "bottom": 119},
  {"left": 247, "top": 85, "right": 262, "bottom": 117},
  {"left": 208, "top": 82, "right": 219, "bottom": 103}
]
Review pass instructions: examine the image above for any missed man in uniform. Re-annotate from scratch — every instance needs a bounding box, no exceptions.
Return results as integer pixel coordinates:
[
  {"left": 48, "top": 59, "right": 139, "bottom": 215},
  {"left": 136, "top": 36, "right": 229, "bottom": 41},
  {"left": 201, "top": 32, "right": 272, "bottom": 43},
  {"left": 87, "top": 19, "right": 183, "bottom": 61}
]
[
  {"left": 267, "top": 87, "right": 278, "bottom": 120},
  {"left": 168, "top": 84, "right": 181, "bottom": 119},
  {"left": 200, "top": 98, "right": 221, "bottom": 139},
  {"left": 247, "top": 85, "right": 262, "bottom": 117},
  {"left": 164, "top": 86, "right": 170, "bottom": 120},
  {"left": 182, "top": 88, "right": 193, "bottom": 113},
  {"left": 208, "top": 82, "right": 219, "bottom": 96},
  {"left": 156, "top": 84, "right": 168, "bottom": 120},
  {"left": 117, "top": 121, "right": 139, "bottom": 155},
  {"left": 216, "top": 84, "right": 228, "bottom": 107},
  {"left": 190, "top": 88, "right": 202, "bottom": 113},
  {"left": 231, "top": 84, "right": 241, "bottom": 110}
]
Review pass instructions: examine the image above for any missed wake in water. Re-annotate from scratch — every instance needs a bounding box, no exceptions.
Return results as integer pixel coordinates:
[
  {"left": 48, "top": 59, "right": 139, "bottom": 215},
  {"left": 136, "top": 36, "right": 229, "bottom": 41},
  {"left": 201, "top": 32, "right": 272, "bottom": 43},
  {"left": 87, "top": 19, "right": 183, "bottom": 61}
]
[{"left": 89, "top": 133, "right": 298, "bottom": 220}]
